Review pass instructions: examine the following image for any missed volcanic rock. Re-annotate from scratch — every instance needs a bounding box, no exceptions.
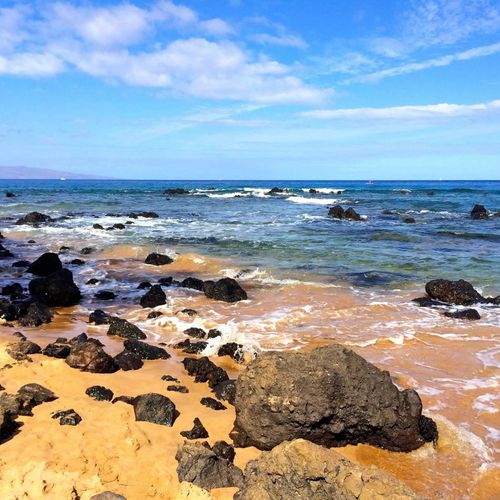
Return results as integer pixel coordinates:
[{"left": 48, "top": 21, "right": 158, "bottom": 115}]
[
  {"left": 203, "top": 278, "right": 247, "bottom": 303},
  {"left": 65, "top": 343, "right": 119, "bottom": 373},
  {"left": 29, "top": 269, "right": 81, "bottom": 307},
  {"left": 27, "top": 253, "right": 62, "bottom": 276},
  {"left": 140, "top": 284, "right": 166, "bottom": 308},
  {"left": 123, "top": 339, "right": 170, "bottom": 360},
  {"left": 144, "top": 253, "right": 173, "bottom": 266},
  {"left": 107, "top": 318, "right": 146, "bottom": 339},
  {"left": 425, "top": 279, "right": 485, "bottom": 305}
]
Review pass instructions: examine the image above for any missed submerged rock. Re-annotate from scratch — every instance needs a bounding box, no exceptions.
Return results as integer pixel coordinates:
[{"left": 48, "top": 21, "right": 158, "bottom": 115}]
[
  {"left": 181, "top": 277, "right": 205, "bottom": 291},
  {"left": 123, "top": 339, "right": 170, "bottom": 360},
  {"left": 95, "top": 291, "right": 116, "bottom": 301},
  {"left": 29, "top": 269, "right": 81, "bottom": 307},
  {"left": 144, "top": 252, "right": 173, "bottom": 266},
  {"left": 444, "top": 308, "right": 481, "bottom": 320},
  {"left": 175, "top": 339, "right": 208, "bottom": 354},
  {"left": 180, "top": 418, "right": 209, "bottom": 439},
  {"left": 16, "top": 212, "right": 52, "bottom": 225},
  {"left": 235, "top": 439, "right": 418, "bottom": 500},
  {"left": 107, "top": 318, "right": 146, "bottom": 339},
  {"left": 425, "top": 279, "right": 485, "bottom": 305},
  {"left": 230, "top": 345, "right": 437, "bottom": 452},
  {"left": 175, "top": 441, "right": 244, "bottom": 490},
  {"left": 140, "top": 284, "right": 166, "bottom": 308},
  {"left": 164, "top": 188, "right": 190, "bottom": 195},
  {"left": 65, "top": 343, "right": 119, "bottom": 373},
  {"left": 89, "top": 309, "right": 116, "bottom": 325},
  {"left": 0, "top": 244, "right": 14, "bottom": 259},
  {"left": 27, "top": 252, "right": 62, "bottom": 276},
  {"left": 328, "top": 205, "right": 363, "bottom": 221},
  {"left": 471, "top": 204, "right": 488, "bottom": 220},
  {"left": 183, "top": 327, "right": 206, "bottom": 339},
  {"left": 203, "top": 278, "right": 247, "bottom": 303}
]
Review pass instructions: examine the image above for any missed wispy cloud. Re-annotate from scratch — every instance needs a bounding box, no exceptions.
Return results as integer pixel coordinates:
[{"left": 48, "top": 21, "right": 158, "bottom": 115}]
[
  {"left": 302, "top": 99, "right": 500, "bottom": 120},
  {"left": 251, "top": 33, "right": 308, "bottom": 49}
]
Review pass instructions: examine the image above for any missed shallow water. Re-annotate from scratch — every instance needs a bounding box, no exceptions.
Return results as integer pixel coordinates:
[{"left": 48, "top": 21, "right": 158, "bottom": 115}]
[{"left": 0, "top": 179, "right": 499, "bottom": 498}]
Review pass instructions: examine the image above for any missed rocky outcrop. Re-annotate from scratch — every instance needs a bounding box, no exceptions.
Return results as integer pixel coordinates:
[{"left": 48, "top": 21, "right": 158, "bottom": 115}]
[
  {"left": 15, "top": 212, "right": 52, "bottom": 225},
  {"left": 27, "top": 252, "right": 62, "bottom": 276},
  {"left": 328, "top": 205, "right": 363, "bottom": 221},
  {"left": 235, "top": 439, "right": 418, "bottom": 500},
  {"left": 425, "top": 279, "right": 485, "bottom": 305},
  {"left": 144, "top": 252, "right": 173, "bottom": 266},
  {"left": 230, "top": 345, "right": 437, "bottom": 452},
  {"left": 471, "top": 204, "right": 488, "bottom": 220},
  {"left": 29, "top": 269, "right": 81, "bottom": 307},
  {"left": 128, "top": 211, "right": 159, "bottom": 219},
  {"left": 176, "top": 441, "right": 244, "bottom": 490},
  {"left": 0, "top": 244, "right": 14, "bottom": 259},
  {"left": 203, "top": 278, "right": 247, "bottom": 302},
  {"left": 65, "top": 343, "right": 119, "bottom": 373},
  {"left": 140, "top": 285, "right": 166, "bottom": 308},
  {"left": 94, "top": 291, "right": 115, "bottom": 301},
  {"left": 107, "top": 318, "right": 146, "bottom": 339}
]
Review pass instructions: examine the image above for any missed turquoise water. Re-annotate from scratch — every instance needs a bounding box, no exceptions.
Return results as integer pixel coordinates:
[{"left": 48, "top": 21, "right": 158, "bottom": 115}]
[{"left": 1, "top": 179, "right": 499, "bottom": 294}]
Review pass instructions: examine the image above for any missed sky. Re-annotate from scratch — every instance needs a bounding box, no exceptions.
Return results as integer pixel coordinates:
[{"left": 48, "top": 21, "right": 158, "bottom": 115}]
[{"left": 0, "top": 0, "right": 500, "bottom": 180}]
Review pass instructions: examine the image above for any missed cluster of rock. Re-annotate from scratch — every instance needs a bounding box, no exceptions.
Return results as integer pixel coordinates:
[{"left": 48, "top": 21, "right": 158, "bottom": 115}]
[{"left": 328, "top": 205, "right": 363, "bottom": 221}]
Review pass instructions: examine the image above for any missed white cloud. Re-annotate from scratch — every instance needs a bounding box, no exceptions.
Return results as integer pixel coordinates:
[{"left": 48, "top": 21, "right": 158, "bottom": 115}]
[
  {"left": 302, "top": 99, "right": 500, "bottom": 120},
  {"left": 251, "top": 33, "right": 308, "bottom": 49},
  {"left": 0, "top": 52, "right": 65, "bottom": 77}
]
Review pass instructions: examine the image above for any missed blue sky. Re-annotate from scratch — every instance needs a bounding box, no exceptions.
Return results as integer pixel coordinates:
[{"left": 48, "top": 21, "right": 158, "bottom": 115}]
[{"left": 0, "top": 0, "right": 499, "bottom": 179}]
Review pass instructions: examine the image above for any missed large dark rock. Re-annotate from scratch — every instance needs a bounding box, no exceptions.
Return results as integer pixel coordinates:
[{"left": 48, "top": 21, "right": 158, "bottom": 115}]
[
  {"left": 1, "top": 283, "right": 23, "bottom": 298},
  {"left": 132, "top": 393, "right": 177, "bottom": 426},
  {"left": 29, "top": 269, "right": 81, "bottom": 307},
  {"left": 140, "top": 285, "right": 166, "bottom": 308},
  {"left": 174, "top": 339, "right": 208, "bottom": 354},
  {"left": 471, "top": 204, "right": 488, "bottom": 220},
  {"left": 201, "top": 397, "right": 226, "bottom": 411},
  {"left": 89, "top": 309, "right": 116, "bottom": 325},
  {"left": 6, "top": 339, "right": 42, "bottom": 360},
  {"left": 94, "top": 291, "right": 116, "bottom": 301},
  {"left": 180, "top": 418, "right": 209, "bottom": 439},
  {"left": 328, "top": 205, "right": 363, "bottom": 221},
  {"left": 0, "top": 244, "right": 14, "bottom": 259},
  {"left": 230, "top": 345, "right": 437, "bottom": 452},
  {"left": 182, "top": 357, "right": 229, "bottom": 389},
  {"left": 175, "top": 442, "right": 244, "bottom": 490},
  {"left": 27, "top": 253, "right": 62, "bottom": 276},
  {"left": 212, "top": 380, "right": 237, "bottom": 405},
  {"left": 444, "top": 309, "right": 481, "bottom": 320},
  {"left": 86, "top": 386, "right": 114, "bottom": 401},
  {"left": 65, "top": 343, "right": 119, "bottom": 373},
  {"left": 16, "top": 383, "right": 58, "bottom": 416},
  {"left": 17, "top": 302, "right": 52, "bottom": 327},
  {"left": 218, "top": 342, "right": 244, "bottom": 363},
  {"left": 107, "top": 318, "right": 146, "bottom": 339},
  {"left": 43, "top": 342, "right": 71, "bottom": 359},
  {"left": 128, "top": 211, "right": 159, "bottom": 219},
  {"left": 425, "top": 279, "right": 485, "bottom": 305},
  {"left": 183, "top": 327, "right": 206, "bottom": 339},
  {"left": 181, "top": 277, "right": 205, "bottom": 291},
  {"left": 235, "top": 439, "right": 418, "bottom": 500},
  {"left": 16, "top": 212, "right": 52, "bottom": 225},
  {"left": 144, "top": 253, "right": 173, "bottom": 266},
  {"left": 114, "top": 350, "right": 143, "bottom": 371},
  {"left": 123, "top": 339, "right": 170, "bottom": 360},
  {"left": 203, "top": 278, "right": 247, "bottom": 303}
]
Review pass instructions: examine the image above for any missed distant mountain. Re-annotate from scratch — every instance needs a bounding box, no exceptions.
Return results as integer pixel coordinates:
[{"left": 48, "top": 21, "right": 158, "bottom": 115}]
[{"left": 0, "top": 166, "right": 108, "bottom": 179}]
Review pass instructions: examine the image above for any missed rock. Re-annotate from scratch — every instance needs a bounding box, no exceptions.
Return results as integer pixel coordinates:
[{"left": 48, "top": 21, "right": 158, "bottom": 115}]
[
  {"left": 15, "top": 212, "right": 52, "bottom": 225},
  {"left": 212, "top": 441, "right": 235, "bottom": 462},
  {"left": 167, "top": 385, "right": 189, "bottom": 393},
  {"left": 5, "top": 191, "right": 15, "bottom": 198},
  {"left": 95, "top": 290, "right": 116, "bottom": 300},
  {"left": 65, "top": 343, "right": 119, "bottom": 373},
  {"left": 230, "top": 345, "right": 437, "bottom": 452},
  {"left": 86, "top": 385, "right": 114, "bottom": 401},
  {"left": 128, "top": 211, "right": 159, "bottom": 219},
  {"left": 29, "top": 269, "right": 81, "bottom": 307},
  {"left": 16, "top": 384, "right": 58, "bottom": 416},
  {"left": 178, "top": 308, "right": 198, "bottom": 317},
  {"left": 12, "top": 260, "right": 30, "bottom": 267},
  {"left": 235, "top": 439, "right": 418, "bottom": 500},
  {"left": 266, "top": 187, "right": 286, "bottom": 195},
  {"left": 113, "top": 223, "right": 125, "bottom": 230},
  {"left": 140, "top": 284, "right": 166, "bottom": 308},
  {"left": 403, "top": 217, "right": 416, "bottom": 223},
  {"left": 175, "top": 339, "right": 208, "bottom": 354},
  {"left": 184, "top": 327, "right": 206, "bottom": 339},
  {"left": 93, "top": 223, "right": 104, "bottom": 230},
  {"left": 132, "top": 393, "right": 177, "bottom": 426},
  {"left": 90, "top": 492, "right": 126, "bottom": 500},
  {"left": 144, "top": 253, "right": 173, "bottom": 266},
  {"left": 328, "top": 205, "right": 345, "bottom": 219},
  {"left": 175, "top": 441, "right": 244, "bottom": 490},
  {"left": 218, "top": 342, "right": 244, "bottom": 363},
  {"left": 89, "top": 309, "right": 115, "bottom": 325},
  {"left": 182, "top": 357, "right": 229, "bottom": 389},
  {"left": 344, "top": 207, "right": 362, "bottom": 221},
  {"left": 411, "top": 296, "right": 443, "bottom": 307},
  {"left": 162, "top": 374, "right": 179, "bottom": 383},
  {"left": 158, "top": 277, "right": 173, "bottom": 286},
  {"left": 212, "top": 380, "right": 236, "bottom": 405},
  {"left": 81, "top": 247, "right": 94, "bottom": 255},
  {"left": 43, "top": 342, "right": 71, "bottom": 359},
  {"left": 137, "top": 281, "right": 152, "bottom": 289},
  {"left": 71, "top": 258, "right": 85, "bottom": 265},
  {"left": 17, "top": 302, "right": 52, "bottom": 327},
  {"left": 0, "top": 403, "right": 19, "bottom": 441},
  {"left": 164, "top": 188, "right": 190, "bottom": 195},
  {"left": 52, "top": 409, "right": 82, "bottom": 426},
  {"left": 27, "top": 253, "right": 62, "bottom": 276},
  {"left": 123, "top": 339, "right": 170, "bottom": 360},
  {"left": 444, "top": 309, "right": 481, "bottom": 320},
  {"left": 425, "top": 279, "right": 485, "bottom": 305},
  {"left": 181, "top": 418, "right": 209, "bottom": 439},
  {"left": 201, "top": 397, "right": 226, "bottom": 411},
  {"left": 328, "top": 205, "right": 363, "bottom": 221},
  {"left": 0, "top": 244, "right": 14, "bottom": 259},
  {"left": 147, "top": 310, "right": 163, "bottom": 319},
  {"left": 308, "top": 189, "right": 318, "bottom": 194},
  {"left": 2, "top": 283, "right": 23, "bottom": 298},
  {"left": 86, "top": 278, "right": 100, "bottom": 285},
  {"left": 203, "top": 278, "right": 247, "bottom": 303},
  {"left": 114, "top": 350, "right": 143, "bottom": 371},
  {"left": 207, "top": 329, "right": 222, "bottom": 339},
  {"left": 107, "top": 318, "right": 146, "bottom": 339},
  {"left": 181, "top": 277, "right": 205, "bottom": 291},
  {"left": 471, "top": 204, "right": 488, "bottom": 220},
  {"left": 6, "top": 340, "right": 42, "bottom": 360}
]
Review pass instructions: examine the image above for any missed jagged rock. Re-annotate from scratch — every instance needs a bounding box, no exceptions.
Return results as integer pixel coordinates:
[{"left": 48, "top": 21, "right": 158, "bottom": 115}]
[
  {"left": 132, "top": 393, "right": 177, "bottom": 426},
  {"left": 181, "top": 418, "right": 209, "bottom": 439},
  {"left": 16, "top": 384, "right": 58, "bottom": 416},
  {"left": 175, "top": 339, "right": 208, "bottom": 354},
  {"left": 184, "top": 327, "right": 206, "bottom": 339},
  {"left": 182, "top": 357, "right": 229, "bottom": 389},
  {"left": 218, "top": 342, "right": 244, "bottom": 363},
  {"left": 86, "top": 386, "right": 114, "bottom": 401},
  {"left": 201, "top": 397, "right": 226, "bottom": 411},
  {"left": 140, "top": 284, "right": 166, "bottom": 308},
  {"left": 266, "top": 187, "right": 287, "bottom": 195},
  {"left": 27, "top": 253, "right": 62, "bottom": 276},
  {"left": 212, "top": 380, "right": 237, "bottom": 405},
  {"left": 203, "top": 278, "right": 247, "bottom": 303},
  {"left": 471, "top": 204, "right": 488, "bottom": 220},
  {"left": 65, "top": 343, "right": 119, "bottom": 373},
  {"left": 43, "top": 342, "right": 71, "bottom": 359},
  {"left": 175, "top": 441, "right": 244, "bottom": 490},
  {"left": 230, "top": 345, "right": 437, "bottom": 452},
  {"left": 158, "top": 277, "right": 173, "bottom": 286},
  {"left": 6, "top": 340, "right": 41, "bottom": 360},
  {"left": 207, "top": 329, "right": 222, "bottom": 339},
  {"left": 95, "top": 291, "right": 116, "bottom": 300},
  {"left": 181, "top": 277, "right": 205, "bottom": 291},
  {"left": 114, "top": 350, "right": 143, "bottom": 371},
  {"left": 212, "top": 441, "right": 235, "bottom": 462},
  {"left": 235, "top": 439, "right": 418, "bottom": 500},
  {"left": 107, "top": 318, "right": 146, "bottom": 339},
  {"left": 113, "top": 223, "right": 125, "bottom": 230},
  {"left": 89, "top": 309, "right": 116, "bottom": 325},
  {"left": 161, "top": 375, "right": 179, "bottom": 383},
  {"left": 425, "top": 279, "right": 485, "bottom": 305},
  {"left": 178, "top": 308, "right": 198, "bottom": 317},
  {"left": 52, "top": 409, "right": 82, "bottom": 425},
  {"left": 144, "top": 252, "right": 173, "bottom": 266},
  {"left": 123, "top": 339, "right": 170, "bottom": 360},
  {"left": 17, "top": 302, "right": 52, "bottom": 327},
  {"left": 93, "top": 223, "right": 104, "bottom": 230},
  {"left": 81, "top": 247, "right": 94, "bottom": 255},
  {"left": 16, "top": 212, "right": 52, "bottom": 225},
  {"left": 29, "top": 269, "right": 81, "bottom": 307},
  {"left": 444, "top": 309, "right": 481, "bottom": 320},
  {"left": 328, "top": 205, "right": 363, "bottom": 221}
]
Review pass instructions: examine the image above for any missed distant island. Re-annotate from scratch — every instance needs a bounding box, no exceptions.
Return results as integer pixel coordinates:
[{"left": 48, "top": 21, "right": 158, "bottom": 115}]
[{"left": 0, "top": 166, "right": 107, "bottom": 180}]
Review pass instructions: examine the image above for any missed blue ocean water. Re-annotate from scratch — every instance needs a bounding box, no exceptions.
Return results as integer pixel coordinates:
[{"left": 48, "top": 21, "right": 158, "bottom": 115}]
[{"left": 1, "top": 179, "right": 499, "bottom": 294}]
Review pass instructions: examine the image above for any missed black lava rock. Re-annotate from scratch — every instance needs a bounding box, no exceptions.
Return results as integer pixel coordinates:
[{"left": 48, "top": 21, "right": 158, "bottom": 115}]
[
  {"left": 182, "top": 357, "right": 229, "bottom": 389},
  {"left": 114, "top": 350, "right": 143, "bottom": 371},
  {"left": 180, "top": 418, "right": 209, "bottom": 439},
  {"left": 52, "top": 409, "right": 82, "bottom": 426},
  {"left": 140, "top": 285, "right": 166, "bottom": 308},
  {"left": 86, "top": 385, "right": 114, "bottom": 401},
  {"left": 144, "top": 253, "right": 173, "bottom": 266},
  {"left": 123, "top": 339, "right": 170, "bottom": 360},
  {"left": 201, "top": 397, "right": 226, "bottom": 411},
  {"left": 107, "top": 318, "right": 146, "bottom": 339},
  {"left": 444, "top": 309, "right": 481, "bottom": 320},
  {"left": 203, "top": 278, "right": 247, "bottom": 303},
  {"left": 29, "top": 269, "right": 81, "bottom": 307},
  {"left": 132, "top": 393, "right": 177, "bottom": 426}
]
